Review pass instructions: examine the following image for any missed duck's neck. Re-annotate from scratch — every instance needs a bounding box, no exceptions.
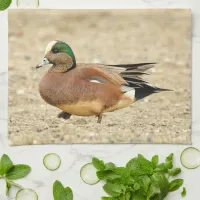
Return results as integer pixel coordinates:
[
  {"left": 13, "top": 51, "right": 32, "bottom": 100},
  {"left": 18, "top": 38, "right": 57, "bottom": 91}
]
[{"left": 49, "top": 62, "right": 76, "bottom": 73}]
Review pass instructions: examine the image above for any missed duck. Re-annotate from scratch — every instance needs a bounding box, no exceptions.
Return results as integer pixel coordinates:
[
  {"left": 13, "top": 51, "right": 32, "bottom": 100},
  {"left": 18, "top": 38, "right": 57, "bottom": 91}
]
[{"left": 36, "top": 40, "right": 170, "bottom": 123}]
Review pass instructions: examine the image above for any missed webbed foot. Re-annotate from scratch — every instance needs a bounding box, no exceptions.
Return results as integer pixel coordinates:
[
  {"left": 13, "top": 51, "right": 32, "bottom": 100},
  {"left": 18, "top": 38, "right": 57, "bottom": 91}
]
[{"left": 57, "top": 111, "right": 72, "bottom": 120}]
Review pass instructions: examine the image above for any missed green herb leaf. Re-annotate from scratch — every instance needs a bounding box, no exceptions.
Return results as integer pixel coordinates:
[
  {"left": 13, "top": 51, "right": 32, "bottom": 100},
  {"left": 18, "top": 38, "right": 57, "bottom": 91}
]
[
  {"left": 147, "top": 183, "right": 160, "bottom": 199},
  {"left": 101, "top": 197, "right": 116, "bottom": 200},
  {"left": 164, "top": 161, "right": 173, "bottom": 170},
  {"left": 169, "top": 179, "right": 184, "bottom": 192},
  {"left": 169, "top": 168, "right": 181, "bottom": 177},
  {"left": 114, "top": 167, "right": 130, "bottom": 177},
  {"left": 134, "top": 182, "right": 140, "bottom": 191},
  {"left": 137, "top": 154, "right": 154, "bottom": 173},
  {"left": 181, "top": 187, "right": 186, "bottom": 197},
  {"left": 0, "top": 154, "right": 13, "bottom": 176},
  {"left": 53, "top": 180, "right": 65, "bottom": 200},
  {"left": 151, "top": 173, "right": 169, "bottom": 198},
  {"left": 166, "top": 153, "right": 174, "bottom": 162},
  {"left": 97, "top": 170, "right": 121, "bottom": 181},
  {"left": 105, "top": 162, "right": 116, "bottom": 170},
  {"left": 154, "top": 163, "right": 168, "bottom": 173},
  {"left": 61, "top": 187, "right": 73, "bottom": 200},
  {"left": 92, "top": 157, "right": 105, "bottom": 171},
  {"left": 5, "top": 164, "right": 31, "bottom": 180},
  {"left": 103, "top": 183, "right": 126, "bottom": 197},
  {"left": 151, "top": 155, "right": 159, "bottom": 168},
  {"left": 131, "top": 192, "right": 146, "bottom": 200},
  {"left": 142, "top": 176, "right": 151, "bottom": 193},
  {"left": 53, "top": 180, "right": 73, "bottom": 200},
  {"left": 126, "top": 158, "right": 140, "bottom": 171},
  {"left": 127, "top": 155, "right": 153, "bottom": 177},
  {"left": 165, "top": 153, "right": 173, "bottom": 169},
  {"left": 125, "top": 192, "right": 131, "bottom": 200}
]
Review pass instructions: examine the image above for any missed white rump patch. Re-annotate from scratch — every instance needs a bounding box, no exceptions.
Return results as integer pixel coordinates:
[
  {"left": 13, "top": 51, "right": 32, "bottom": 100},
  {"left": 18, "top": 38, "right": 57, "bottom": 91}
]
[
  {"left": 125, "top": 89, "right": 135, "bottom": 100},
  {"left": 45, "top": 40, "right": 57, "bottom": 55}
]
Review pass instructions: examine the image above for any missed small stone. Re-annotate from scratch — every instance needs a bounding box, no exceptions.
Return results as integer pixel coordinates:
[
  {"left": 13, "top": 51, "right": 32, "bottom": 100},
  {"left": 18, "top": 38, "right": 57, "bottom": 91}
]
[
  {"left": 144, "top": 98, "right": 149, "bottom": 103},
  {"left": 33, "top": 140, "right": 38, "bottom": 144},
  {"left": 17, "top": 89, "right": 24, "bottom": 94},
  {"left": 89, "top": 132, "right": 95, "bottom": 137},
  {"left": 24, "top": 55, "right": 31, "bottom": 60}
]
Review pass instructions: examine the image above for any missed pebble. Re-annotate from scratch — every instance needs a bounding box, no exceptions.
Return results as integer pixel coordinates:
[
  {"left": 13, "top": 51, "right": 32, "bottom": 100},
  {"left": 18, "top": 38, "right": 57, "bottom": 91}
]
[
  {"left": 24, "top": 55, "right": 31, "bottom": 60},
  {"left": 17, "top": 89, "right": 24, "bottom": 94},
  {"left": 33, "top": 140, "right": 38, "bottom": 144}
]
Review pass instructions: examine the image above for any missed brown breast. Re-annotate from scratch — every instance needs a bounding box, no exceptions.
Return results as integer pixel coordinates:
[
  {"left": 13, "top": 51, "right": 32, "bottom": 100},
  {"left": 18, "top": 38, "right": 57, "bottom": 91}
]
[{"left": 39, "top": 65, "right": 123, "bottom": 114}]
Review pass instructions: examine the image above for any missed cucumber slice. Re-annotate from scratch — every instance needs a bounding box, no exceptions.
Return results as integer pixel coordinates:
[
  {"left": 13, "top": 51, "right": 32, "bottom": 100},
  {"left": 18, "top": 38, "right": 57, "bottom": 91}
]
[
  {"left": 16, "top": 0, "right": 39, "bottom": 8},
  {"left": 43, "top": 153, "right": 61, "bottom": 171},
  {"left": 80, "top": 163, "right": 99, "bottom": 185},
  {"left": 180, "top": 147, "right": 200, "bottom": 169},
  {"left": 16, "top": 189, "right": 38, "bottom": 200}
]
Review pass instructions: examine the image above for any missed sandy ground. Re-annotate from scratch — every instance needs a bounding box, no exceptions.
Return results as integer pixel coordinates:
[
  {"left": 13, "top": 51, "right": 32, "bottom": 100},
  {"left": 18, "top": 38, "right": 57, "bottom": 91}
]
[{"left": 8, "top": 9, "right": 191, "bottom": 145}]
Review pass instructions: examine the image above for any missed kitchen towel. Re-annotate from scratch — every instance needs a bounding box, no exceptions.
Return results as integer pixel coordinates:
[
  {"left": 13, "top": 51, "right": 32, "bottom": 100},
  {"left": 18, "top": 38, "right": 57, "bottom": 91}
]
[{"left": 8, "top": 9, "right": 191, "bottom": 145}]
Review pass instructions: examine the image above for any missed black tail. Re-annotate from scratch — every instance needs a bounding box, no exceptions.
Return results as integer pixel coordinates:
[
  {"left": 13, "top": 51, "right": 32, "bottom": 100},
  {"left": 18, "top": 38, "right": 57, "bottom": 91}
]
[{"left": 134, "top": 84, "right": 172, "bottom": 101}]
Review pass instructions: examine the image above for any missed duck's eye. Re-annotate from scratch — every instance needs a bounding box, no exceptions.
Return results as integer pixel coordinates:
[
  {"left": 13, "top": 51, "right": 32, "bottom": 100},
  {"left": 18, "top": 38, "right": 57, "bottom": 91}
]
[{"left": 52, "top": 48, "right": 59, "bottom": 54}]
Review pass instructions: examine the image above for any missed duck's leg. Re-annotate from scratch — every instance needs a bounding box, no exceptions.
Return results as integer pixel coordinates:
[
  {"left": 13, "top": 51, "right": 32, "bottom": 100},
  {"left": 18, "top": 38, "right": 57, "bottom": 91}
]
[
  {"left": 57, "top": 111, "right": 72, "bottom": 120},
  {"left": 97, "top": 114, "right": 103, "bottom": 123}
]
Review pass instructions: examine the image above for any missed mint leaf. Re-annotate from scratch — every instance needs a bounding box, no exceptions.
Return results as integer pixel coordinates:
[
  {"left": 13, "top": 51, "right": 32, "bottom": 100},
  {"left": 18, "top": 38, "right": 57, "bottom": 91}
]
[
  {"left": 114, "top": 167, "right": 130, "bottom": 178},
  {"left": 117, "top": 192, "right": 131, "bottom": 200},
  {"left": 92, "top": 157, "right": 105, "bottom": 171},
  {"left": 181, "top": 187, "right": 186, "bottom": 197},
  {"left": 138, "top": 154, "right": 154, "bottom": 173},
  {"left": 97, "top": 170, "right": 121, "bottom": 181},
  {"left": 53, "top": 180, "right": 73, "bottom": 200},
  {"left": 151, "top": 155, "right": 159, "bottom": 168},
  {"left": 142, "top": 176, "right": 151, "bottom": 193},
  {"left": 131, "top": 192, "right": 146, "bottom": 200},
  {"left": 64, "top": 187, "right": 73, "bottom": 200},
  {"left": 164, "top": 161, "right": 173, "bottom": 170},
  {"left": 113, "top": 167, "right": 135, "bottom": 185},
  {"left": 147, "top": 183, "right": 160, "bottom": 199},
  {"left": 169, "top": 179, "right": 184, "bottom": 192},
  {"left": 127, "top": 155, "right": 153, "bottom": 177},
  {"left": 126, "top": 158, "right": 140, "bottom": 171},
  {"left": 127, "top": 158, "right": 151, "bottom": 177},
  {"left": 125, "top": 192, "right": 131, "bottom": 200},
  {"left": 154, "top": 163, "right": 168, "bottom": 173},
  {"left": 61, "top": 187, "right": 73, "bottom": 200},
  {"left": 0, "top": 154, "right": 13, "bottom": 176},
  {"left": 133, "top": 182, "right": 140, "bottom": 191},
  {"left": 5, "top": 164, "right": 31, "bottom": 180},
  {"left": 151, "top": 173, "right": 169, "bottom": 198},
  {"left": 103, "top": 183, "right": 126, "bottom": 197},
  {"left": 105, "top": 163, "right": 116, "bottom": 170},
  {"left": 166, "top": 153, "right": 173, "bottom": 162},
  {"left": 169, "top": 168, "right": 181, "bottom": 177},
  {"left": 53, "top": 180, "right": 65, "bottom": 200},
  {"left": 101, "top": 197, "right": 116, "bottom": 200},
  {"left": 165, "top": 153, "right": 173, "bottom": 169}
]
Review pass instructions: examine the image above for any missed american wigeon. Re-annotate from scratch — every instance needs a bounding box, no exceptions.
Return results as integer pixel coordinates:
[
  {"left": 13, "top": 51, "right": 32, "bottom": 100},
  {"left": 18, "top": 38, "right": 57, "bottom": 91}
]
[{"left": 36, "top": 40, "right": 169, "bottom": 123}]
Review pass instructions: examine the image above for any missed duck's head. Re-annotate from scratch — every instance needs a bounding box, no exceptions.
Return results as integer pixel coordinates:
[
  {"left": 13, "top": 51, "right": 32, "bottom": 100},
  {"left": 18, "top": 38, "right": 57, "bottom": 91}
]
[{"left": 36, "top": 40, "right": 76, "bottom": 72}]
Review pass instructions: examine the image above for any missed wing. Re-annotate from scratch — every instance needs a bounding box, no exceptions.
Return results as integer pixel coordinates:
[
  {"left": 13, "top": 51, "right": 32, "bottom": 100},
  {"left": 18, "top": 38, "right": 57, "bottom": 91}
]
[{"left": 78, "top": 62, "right": 155, "bottom": 88}]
